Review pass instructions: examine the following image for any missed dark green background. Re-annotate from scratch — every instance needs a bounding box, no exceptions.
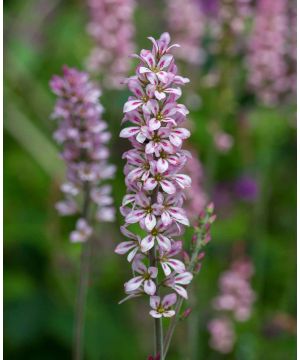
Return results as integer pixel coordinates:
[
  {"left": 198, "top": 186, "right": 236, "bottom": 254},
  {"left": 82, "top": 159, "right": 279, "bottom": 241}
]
[{"left": 4, "top": 1, "right": 296, "bottom": 359}]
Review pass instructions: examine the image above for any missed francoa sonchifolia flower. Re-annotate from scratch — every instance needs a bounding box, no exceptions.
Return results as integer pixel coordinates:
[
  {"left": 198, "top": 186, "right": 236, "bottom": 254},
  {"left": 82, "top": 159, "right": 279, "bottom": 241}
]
[
  {"left": 50, "top": 66, "right": 116, "bottom": 241},
  {"left": 115, "top": 33, "right": 193, "bottom": 318}
]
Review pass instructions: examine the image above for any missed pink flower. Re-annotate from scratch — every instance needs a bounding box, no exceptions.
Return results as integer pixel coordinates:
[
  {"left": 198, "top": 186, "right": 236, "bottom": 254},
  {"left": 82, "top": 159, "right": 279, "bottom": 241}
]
[
  {"left": 116, "top": 33, "right": 192, "bottom": 317},
  {"left": 149, "top": 293, "right": 177, "bottom": 318},
  {"left": 70, "top": 219, "right": 93, "bottom": 243},
  {"left": 208, "top": 317, "right": 235, "bottom": 354},
  {"left": 164, "top": 271, "right": 193, "bottom": 299},
  {"left": 50, "top": 66, "right": 115, "bottom": 242},
  {"left": 125, "top": 261, "right": 158, "bottom": 295},
  {"left": 86, "top": 0, "right": 136, "bottom": 89}
]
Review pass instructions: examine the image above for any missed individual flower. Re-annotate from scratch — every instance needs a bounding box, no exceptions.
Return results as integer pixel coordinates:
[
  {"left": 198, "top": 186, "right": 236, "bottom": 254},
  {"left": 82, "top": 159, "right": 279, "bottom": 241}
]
[
  {"left": 86, "top": 0, "right": 136, "bottom": 89},
  {"left": 116, "top": 33, "right": 193, "bottom": 318},
  {"left": 125, "top": 261, "right": 158, "bottom": 295},
  {"left": 70, "top": 219, "right": 93, "bottom": 243},
  {"left": 149, "top": 294, "right": 177, "bottom": 318},
  {"left": 164, "top": 271, "right": 193, "bottom": 299},
  {"left": 50, "top": 66, "right": 115, "bottom": 241}
]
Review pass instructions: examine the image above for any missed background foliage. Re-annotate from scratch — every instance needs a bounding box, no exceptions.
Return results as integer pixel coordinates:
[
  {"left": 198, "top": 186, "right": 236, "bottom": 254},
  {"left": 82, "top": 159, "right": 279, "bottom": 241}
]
[{"left": 4, "top": 0, "right": 296, "bottom": 359}]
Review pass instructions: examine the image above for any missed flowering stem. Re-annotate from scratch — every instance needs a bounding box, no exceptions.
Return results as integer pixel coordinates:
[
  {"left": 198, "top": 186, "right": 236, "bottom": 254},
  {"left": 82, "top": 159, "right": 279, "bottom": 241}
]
[
  {"left": 73, "top": 183, "right": 91, "bottom": 360},
  {"left": 163, "top": 213, "right": 211, "bottom": 358},
  {"left": 150, "top": 246, "right": 164, "bottom": 359}
]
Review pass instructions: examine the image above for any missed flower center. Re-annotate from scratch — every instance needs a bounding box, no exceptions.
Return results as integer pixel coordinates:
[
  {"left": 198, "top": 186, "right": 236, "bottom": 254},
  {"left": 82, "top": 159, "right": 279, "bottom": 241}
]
[
  {"left": 154, "top": 174, "right": 162, "bottom": 181},
  {"left": 144, "top": 272, "right": 151, "bottom": 280},
  {"left": 157, "top": 306, "right": 165, "bottom": 314},
  {"left": 145, "top": 206, "right": 152, "bottom": 214},
  {"left": 151, "top": 229, "right": 158, "bottom": 236},
  {"left": 156, "top": 113, "right": 163, "bottom": 121},
  {"left": 152, "top": 135, "right": 161, "bottom": 143},
  {"left": 142, "top": 95, "right": 149, "bottom": 103}
]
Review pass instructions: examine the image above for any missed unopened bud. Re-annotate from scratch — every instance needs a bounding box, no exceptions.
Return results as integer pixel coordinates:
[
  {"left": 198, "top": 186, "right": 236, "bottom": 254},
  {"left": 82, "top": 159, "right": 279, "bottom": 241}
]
[
  {"left": 209, "top": 214, "right": 217, "bottom": 224},
  {"left": 183, "top": 251, "right": 190, "bottom": 264},
  {"left": 181, "top": 307, "right": 192, "bottom": 319},
  {"left": 194, "top": 262, "right": 202, "bottom": 273},
  {"left": 207, "top": 202, "right": 215, "bottom": 214},
  {"left": 198, "top": 251, "right": 205, "bottom": 260},
  {"left": 192, "top": 234, "right": 197, "bottom": 245},
  {"left": 204, "top": 234, "right": 211, "bottom": 244}
]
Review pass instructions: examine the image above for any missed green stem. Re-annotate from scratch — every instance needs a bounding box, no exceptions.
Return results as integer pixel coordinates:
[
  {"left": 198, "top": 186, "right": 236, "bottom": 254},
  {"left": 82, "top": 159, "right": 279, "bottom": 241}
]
[
  {"left": 150, "top": 246, "right": 164, "bottom": 359},
  {"left": 163, "top": 214, "right": 210, "bottom": 358},
  {"left": 73, "top": 183, "right": 91, "bottom": 360}
]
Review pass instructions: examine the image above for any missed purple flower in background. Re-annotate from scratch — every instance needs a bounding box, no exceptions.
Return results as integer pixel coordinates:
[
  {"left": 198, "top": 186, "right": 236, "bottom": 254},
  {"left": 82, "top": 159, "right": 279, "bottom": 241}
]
[
  {"left": 247, "top": 0, "right": 293, "bottom": 105},
  {"left": 50, "top": 66, "right": 116, "bottom": 241},
  {"left": 208, "top": 317, "right": 235, "bottom": 353},
  {"left": 115, "top": 33, "right": 193, "bottom": 317},
  {"left": 198, "top": 0, "right": 219, "bottom": 17},
  {"left": 165, "top": 0, "right": 206, "bottom": 65},
  {"left": 208, "top": 258, "right": 256, "bottom": 353},
  {"left": 234, "top": 175, "right": 258, "bottom": 202},
  {"left": 86, "top": 0, "right": 136, "bottom": 89}
]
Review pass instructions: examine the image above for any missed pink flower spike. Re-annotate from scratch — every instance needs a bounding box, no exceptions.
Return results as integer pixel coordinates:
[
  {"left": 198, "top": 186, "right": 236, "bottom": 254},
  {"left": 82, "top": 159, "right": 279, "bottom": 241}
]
[{"left": 117, "top": 33, "right": 193, "bottom": 316}]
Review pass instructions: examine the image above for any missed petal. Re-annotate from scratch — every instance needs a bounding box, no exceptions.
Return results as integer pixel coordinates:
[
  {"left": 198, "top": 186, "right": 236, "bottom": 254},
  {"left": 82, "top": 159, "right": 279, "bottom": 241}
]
[
  {"left": 162, "top": 293, "right": 177, "bottom": 308},
  {"left": 145, "top": 213, "right": 157, "bottom": 231},
  {"left": 120, "top": 127, "right": 140, "bottom": 138},
  {"left": 175, "top": 272, "right": 193, "bottom": 285},
  {"left": 123, "top": 100, "right": 143, "bottom": 113},
  {"left": 173, "top": 174, "right": 192, "bottom": 189},
  {"left": 144, "top": 178, "right": 158, "bottom": 191},
  {"left": 163, "top": 310, "right": 175, "bottom": 317},
  {"left": 167, "top": 259, "right": 186, "bottom": 273},
  {"left": 173, "top": 285, "right": 188, "bottom": 299},
  {"left": 150, "top": 295, "right": 161, "bottom": 309},
  {"left": 161, "top": 262, "right": 172, "bottom": 276},
  {"left": 160, "top": 179, "right": 176, "bottom": 194},
  {"left": 161, "top": 211, "right": 172, "bottom": 226},
  {"left": 141, "top": 235, "right": 155, "bottom": 252},
  {"left": 168, "top": 208, "right": 190, "bottom": 226},
  {"left": 156, "top": 71, "right": 169, "bottom": 83},
  {"left": 125, "top": 276, "right": 144, "bottom": 292},
  {"left": 144, "top": 280, "right": 156, "bottom": 295},
  {"left": 157, "top": 158, "right": 168, "bottom": 173},
  {"left": 149, "top": 118, "right": 161, "bottom": 131},
  {"left": 169, "top": 134, "right": 182, "bottom": 147},
  {"left": 127, "top": 247, "right": 139, "bottom": 262},
  {"left": 128, "top": 79, "right": 144, "bottom": 98},
  {"left": 114, "top": 241, "right": 136, "bottom": 255},
  {"left": 157, "top": 54, "right": 173, "bottom": 69},
  {"left": 126, "top": 209, "right": 146, "bottom": 224},
  {"left": 157, "top": 234, "right": 171, "bottom": 251},
  {"left": 135, "top": 192, "right": 150, "bottom": 207},
  {"left": 150, "top": 310, "right": 162, "bottom": 318},
  {"left": 148, "top": 266, "right": 158, "bottom": 278}
]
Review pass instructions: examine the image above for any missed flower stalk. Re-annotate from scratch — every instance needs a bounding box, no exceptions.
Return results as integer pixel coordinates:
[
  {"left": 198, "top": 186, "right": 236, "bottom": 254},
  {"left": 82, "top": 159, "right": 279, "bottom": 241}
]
[
  {"left": 50, "top": 66, "right": 116, "bottom": 360},
  {"left": 163, "top": 204, "right": 216, "bottom": 358}
]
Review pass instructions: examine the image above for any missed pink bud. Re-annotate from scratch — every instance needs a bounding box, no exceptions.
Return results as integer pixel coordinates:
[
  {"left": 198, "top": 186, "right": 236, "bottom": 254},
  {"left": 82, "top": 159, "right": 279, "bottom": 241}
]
[
  {"left": 198, "top": 251, "right": 205, "bottom": 260},
  {"left": 183, "top": 251, "right": 190, "bottom": 264},
  {"left": 194, "top": 263, "right": 202, "bottom": 273},
  {"left": 181, "top": 307, "right": 192, "bottom": 319}
]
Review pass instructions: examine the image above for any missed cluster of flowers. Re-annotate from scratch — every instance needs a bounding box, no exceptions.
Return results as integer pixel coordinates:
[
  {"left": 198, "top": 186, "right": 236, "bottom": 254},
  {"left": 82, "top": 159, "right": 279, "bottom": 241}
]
[
  {"left": 50, "top": 66, "right": 115, "bottom": 242},
  {"left": 207, "top": 0, "right": 253, "bottom": 56},
  {"left": 115, "top": 33, "right": 194, "bottom": 318},
  {"left": 86, "top": 0, "right": 136, "bottom": 89},
  {"left": 165, "top": 0, "right": 206, "bottom": 65},
  {"left": 247, "top": 0, "right": 293, "bottom": 106},
  {"left": 208, "top": 258, "right": 256, "bottom": 353}
]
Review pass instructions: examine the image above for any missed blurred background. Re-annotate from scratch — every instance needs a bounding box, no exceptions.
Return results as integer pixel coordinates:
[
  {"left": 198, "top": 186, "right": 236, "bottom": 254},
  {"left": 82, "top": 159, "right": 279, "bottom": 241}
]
[{"left": 4, "top": 0, "right": 296, "bottom": 359}]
